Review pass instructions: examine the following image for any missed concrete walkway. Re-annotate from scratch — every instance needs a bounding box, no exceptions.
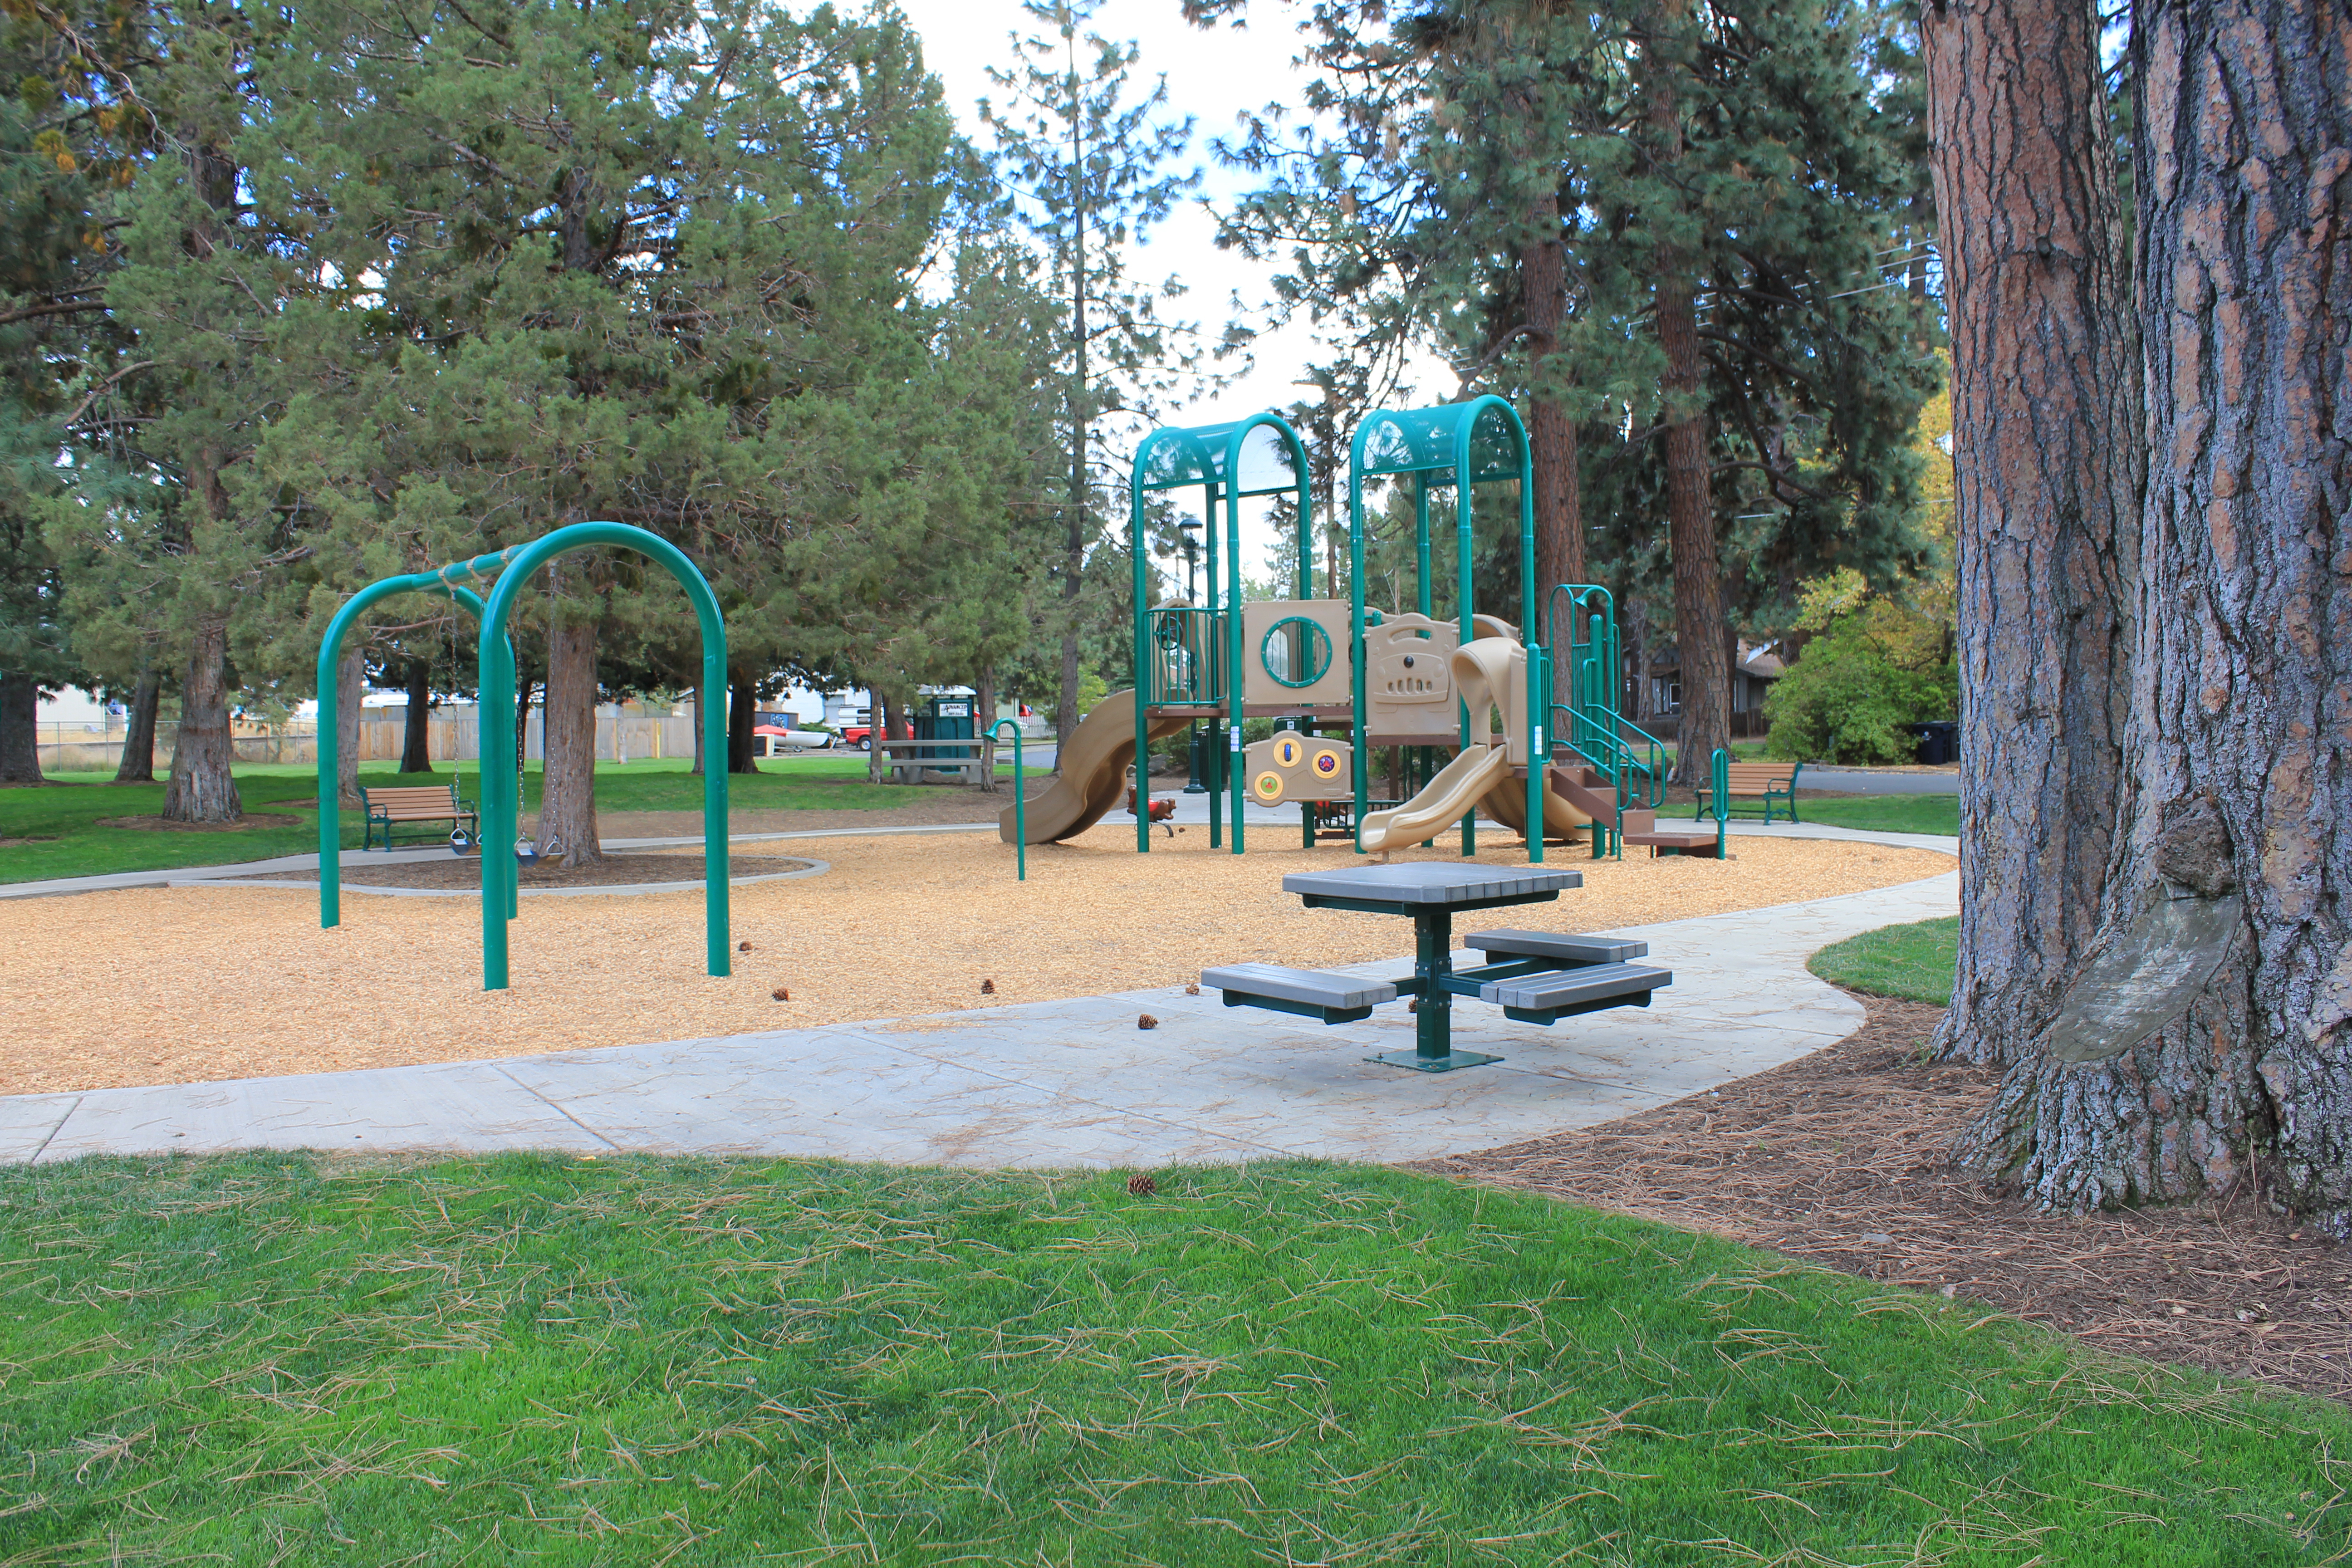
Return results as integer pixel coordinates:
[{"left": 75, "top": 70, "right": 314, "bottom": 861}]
[{"left": 0, "top": 850, "right": 1956, "bottom": 1168}]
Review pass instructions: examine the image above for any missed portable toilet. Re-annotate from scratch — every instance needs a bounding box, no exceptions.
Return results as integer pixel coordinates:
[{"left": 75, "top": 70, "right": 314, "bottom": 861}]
[{"left": 913, "top": 692, "right": 978, "bottom": 781}]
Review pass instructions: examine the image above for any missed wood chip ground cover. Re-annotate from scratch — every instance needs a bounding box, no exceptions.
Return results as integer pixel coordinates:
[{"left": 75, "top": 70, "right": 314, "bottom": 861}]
[{"left": 0, "top": 829, "right": 1949, "bottom": 1096}]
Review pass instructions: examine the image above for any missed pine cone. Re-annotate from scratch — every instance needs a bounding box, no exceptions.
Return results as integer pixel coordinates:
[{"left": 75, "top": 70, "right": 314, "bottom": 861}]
[
  {"left": 1137, "top": 1014, "right": 1160, "bottom": 1030},
  {"left": 771, "top": 987, "right": 790, "bottom": 1002},
  {"left": 1184, "top": 982, "right": 1201, "bottom": 996},
  {"left": 980, "top": 978, "right": 996, "bottom": 995},
  {"left": 738, "top": 940, "right": 753, "bottom": 952},
  {"left": 1127, "top": 1172, "right": 1156, "bottom": 1197}
]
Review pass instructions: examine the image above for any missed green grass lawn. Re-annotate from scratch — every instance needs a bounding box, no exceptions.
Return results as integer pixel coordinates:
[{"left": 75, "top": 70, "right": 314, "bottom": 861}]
[
  {"left": 2, "top": 1155, "right": 2342, "bottom": 1565},
  {"left": 1810, "top": 914, "right": 1960, "bottom": 1004},
  {"left": 0, "top": 758, "right": 1045, "bottom": 886},
  {"left": 1789, "top": 791, "right": 1960, "bottom": 836}
]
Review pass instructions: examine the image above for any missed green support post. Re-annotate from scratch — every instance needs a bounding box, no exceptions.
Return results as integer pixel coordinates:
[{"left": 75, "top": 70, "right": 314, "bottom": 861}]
[
  {"left": 316, "top": 548, "right": 522, "bottom": 931},
  {"left": 477, "top": 522, "right": 730, "bottom": 992},
  {"left": 990, "top": 718, "right": 1026, "bottom": 880}
]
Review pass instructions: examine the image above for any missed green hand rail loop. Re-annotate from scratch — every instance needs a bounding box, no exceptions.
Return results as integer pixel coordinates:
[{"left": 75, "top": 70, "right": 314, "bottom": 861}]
[
  {"left": 316, "top": 567, "right": 518, "bottom": 931},
  {"left": 989, "top": 718, "right": 1026, "bottom": 881},
  {"left": 477, "top": 522, "right": 730, "bottom": 991}
]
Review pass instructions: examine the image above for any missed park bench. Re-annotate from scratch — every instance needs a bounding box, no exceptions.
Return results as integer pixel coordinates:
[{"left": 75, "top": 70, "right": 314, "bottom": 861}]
[
  {"left": 358, "top": 781, "right": 479, "bottom": 851},
  {"left": 1201, "top": 963, "right": 1398, "bottom": 1024},
  {"left": 1693, "top": 760, "right": 1803, "bottom": 824}
]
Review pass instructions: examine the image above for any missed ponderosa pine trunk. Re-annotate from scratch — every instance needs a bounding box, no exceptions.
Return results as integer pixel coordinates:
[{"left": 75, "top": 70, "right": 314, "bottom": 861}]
[
  {"left": 537, "top": 617, "right": 601, "bottom": 867},
  {"left": 1920, "top": 0, "right": 2140, "bottom": 1067},
  {"left": 163, "top": 619, "right": 242, "bottom": 823},
  {"left": 1957, "top": 0, "right": 2351, "bottom": 1223},
  {"left": 514, "top": 671, "right": 534, "bottom": 780},
  {"left": 1523, "top": 190, "right": 1584, "bottom": 692},
  {"left": 727, "top": 674, "right": 756, "bottom": 774},
  {"left": 334, "top": 646, "right": 364, "bottom": 808},
  {"left": 691, "top": 682, "right": 706, "bottom": 777},
  {"left": 977, "top": 667, "right": 999, "bottom": 794},
  {"left": 0, "top": 671, "right": 40, "bottom": 784},
  {"left": 399, "top": 656, "right": 432, "bottom": 774},
  {"left": 1644, "top": 0, "right": 1728, "bottom": 786},
  {"left": 113, "top": 667, "right": 159, "bottom": 783}
]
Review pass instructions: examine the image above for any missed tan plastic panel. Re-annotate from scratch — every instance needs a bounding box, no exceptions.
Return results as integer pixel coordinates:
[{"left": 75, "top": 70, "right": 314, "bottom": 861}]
[
  {"left": 1242, "top": 731, "right": 1354, "bottom": 804},
  {"left": 1240, "top": 599, "right": 1352, "bottom": 707}
]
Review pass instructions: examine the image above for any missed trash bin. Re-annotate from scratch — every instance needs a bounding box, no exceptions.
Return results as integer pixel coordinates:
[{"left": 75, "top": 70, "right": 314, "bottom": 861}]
[{"left": 1909, "top": 721, "right": 1958, "bottom": 765}]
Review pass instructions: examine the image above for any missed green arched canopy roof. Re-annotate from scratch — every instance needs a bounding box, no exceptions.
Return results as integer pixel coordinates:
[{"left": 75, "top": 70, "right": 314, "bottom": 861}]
[
  {"left": 1133, "top": 417, "right": 1305, "bottom": 496},
  {"left": 1352, "top": 398, "right": 1527, "bottom": 487}
]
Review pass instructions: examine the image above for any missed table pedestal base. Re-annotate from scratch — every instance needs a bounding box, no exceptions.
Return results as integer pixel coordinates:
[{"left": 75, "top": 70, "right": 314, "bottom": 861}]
[{"left": 1365, "top": 1048, "right": 1503, "bottom": 1073}]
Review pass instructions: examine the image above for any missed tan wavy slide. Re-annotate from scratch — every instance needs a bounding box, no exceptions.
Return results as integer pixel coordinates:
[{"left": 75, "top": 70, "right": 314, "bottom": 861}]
[
  {"left": 1000, "top": 688, "right": 1195, "bottom": 844},
  {"left": 1359, "top": 636, "right": 1583, "bottom": 853}
]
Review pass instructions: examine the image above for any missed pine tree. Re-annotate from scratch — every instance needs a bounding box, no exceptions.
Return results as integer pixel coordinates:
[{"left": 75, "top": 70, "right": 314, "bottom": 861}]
[
  {"left": 980, "top": 0, "right": 1199, "bottom": 749},
  {"left": 1949, "top": 0, "right": 2352, "bottom": 1225},
  {"left": 1197, "top": 0, "right": 1937, "bottom": 776}
]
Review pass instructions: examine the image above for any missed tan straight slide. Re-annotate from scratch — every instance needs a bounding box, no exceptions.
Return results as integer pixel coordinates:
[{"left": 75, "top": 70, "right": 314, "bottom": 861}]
[
  {"left": 1001, "top": 689, "right": 1195, "bottom": 844},
  {"left": 1482, "top": 771, "right": 1595, "bottom": 842}
]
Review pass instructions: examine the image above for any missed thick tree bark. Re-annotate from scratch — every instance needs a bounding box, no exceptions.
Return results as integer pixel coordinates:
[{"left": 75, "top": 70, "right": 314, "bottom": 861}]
[
  {"left": 1644, "top": 0, "right": 1728, "bottom": 786},
  {"left": 1921, "top": 0, "right": 2140, "bottom": 1067},
  {"left": 868, "top": 691, "right": 887, "bottom": 783},
  {"left": 163, "top": 620, "right": 242, "bottom": 823},
  {"left": 1524, "top": 207, "right": 1584, "bottom": 598},
  {"left": 690, "top": 682, "right": 705, "bottom": 777},
  {"left": 977, "top": 667, "right": 999, "bottom": 794},
  {"left": 1960, "top": 0, "right": 2351, "bottom": 1225},
  {"left": 1657, "top": 276, "right": 1727, "bottom": 781},
  {"left": 399, "top": 656, "right": 433, "bottom": 774},
  {"left": 537, "top": 618, "right": 601, "bottom": 866},
  {"left": 727, "top": 675, "right": 757, "bottom": 774},
  {"left": 0, "top": 672, "right": 41, "bottom": 784},
  {"left": 113, "top": 667, "right": 160, "bottom": 783},
  {"left": 335, "top": 647, "right": 364, "bottom": 808},
  {"left": 514, "top": 671, "right": 534, "bottom": 779}
]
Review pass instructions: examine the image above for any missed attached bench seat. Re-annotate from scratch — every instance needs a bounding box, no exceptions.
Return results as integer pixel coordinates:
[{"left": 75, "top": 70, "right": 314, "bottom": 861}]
[
  {"left": 1480, "top": 960, "right": 1672, "bottom": 1023},
  {"left": 1202, "top": 963, "right": 1397, "bottom": 1024},
  {"left": 1462, "top": 929, "right": 1648, "bottom": 966},
  {"left": 358, "top": 782, "right": 479, "bottom": 851}
]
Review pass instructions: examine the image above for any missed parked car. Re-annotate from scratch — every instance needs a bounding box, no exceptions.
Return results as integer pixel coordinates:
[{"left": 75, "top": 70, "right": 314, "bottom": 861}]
[{"left": 751, "top": 725, "right": 833, "bottom": 757}]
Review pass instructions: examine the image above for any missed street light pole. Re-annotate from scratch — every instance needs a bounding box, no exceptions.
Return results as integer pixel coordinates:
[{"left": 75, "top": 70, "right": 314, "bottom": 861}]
[{"left": 1179, "top": 519, "right": 1206, "bottom": 794}]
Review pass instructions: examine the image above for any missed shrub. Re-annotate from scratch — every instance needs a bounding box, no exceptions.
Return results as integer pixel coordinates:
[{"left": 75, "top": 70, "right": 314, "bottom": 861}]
[{"left": 1764, "top": 611, "right": 1956, "bottom": 764}]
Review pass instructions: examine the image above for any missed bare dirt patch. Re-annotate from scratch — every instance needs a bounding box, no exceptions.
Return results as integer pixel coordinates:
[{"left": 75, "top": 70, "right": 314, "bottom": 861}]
[
  {"left": 0, "top": 827, "right": 1947, "bottom": 1096},
  {"left": 93, "top": 812, "right": 301, "bottom": 833},
  {"left": 1414, "top": 993, "right": 2352, "bottom": 1404},
  {"left": 230, "top": 852, "right": 817, "bottom": 890}
]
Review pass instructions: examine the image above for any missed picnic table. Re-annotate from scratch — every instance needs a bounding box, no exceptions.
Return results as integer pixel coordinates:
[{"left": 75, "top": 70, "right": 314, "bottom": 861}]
[{"left": 1203, "top": 862, "right": 1671, "bottom": 1073}]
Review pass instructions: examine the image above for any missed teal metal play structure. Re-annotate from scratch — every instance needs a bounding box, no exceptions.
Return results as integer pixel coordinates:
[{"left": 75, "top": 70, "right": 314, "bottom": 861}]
[
  {"left": 316, "top": 521, "right": 731, "bottom": 992},
  {"left": 1003, "top": 397, "right": 1722, "bottom": 865}
]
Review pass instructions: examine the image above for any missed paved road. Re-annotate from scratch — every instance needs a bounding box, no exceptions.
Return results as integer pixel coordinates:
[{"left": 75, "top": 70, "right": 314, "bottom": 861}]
[{"left": 1799, "top": 767, "right": 1958, "bottom": 795}]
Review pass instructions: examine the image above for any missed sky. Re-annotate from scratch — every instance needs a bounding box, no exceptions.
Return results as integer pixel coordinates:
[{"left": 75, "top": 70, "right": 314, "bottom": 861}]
[{"left": 887, "top": 0, "right": 1453, "bottom": 577}]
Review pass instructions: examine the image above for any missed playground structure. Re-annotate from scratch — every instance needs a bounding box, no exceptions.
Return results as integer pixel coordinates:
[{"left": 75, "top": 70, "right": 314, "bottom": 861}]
[
  {"left": 1000, "top": 398, "right": 1710, "bottom": 864},
  {"left": 316, "top": 521, "right": 732, "bottom": 991}
]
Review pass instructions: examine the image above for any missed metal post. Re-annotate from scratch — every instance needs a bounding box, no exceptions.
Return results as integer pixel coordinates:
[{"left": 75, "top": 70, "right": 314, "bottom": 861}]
[
  {"left": 478, "top": 522, "right": 730, "bottom": 991},
  {"left": 990, "top": 719, "right": 1025, "bottom": 880},
  {"left": 1416, "top": 908, "right": 1453, "bottom": 1061}
]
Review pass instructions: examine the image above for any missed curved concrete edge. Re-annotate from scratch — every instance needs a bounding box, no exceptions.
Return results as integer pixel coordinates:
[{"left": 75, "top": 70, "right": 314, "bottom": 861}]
[
  {"left": 168, "top": 857, "right": 831, "bottom": 898},
  {"left": 0, "top": 849, "right": 1960, "bottom": 1170}
]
